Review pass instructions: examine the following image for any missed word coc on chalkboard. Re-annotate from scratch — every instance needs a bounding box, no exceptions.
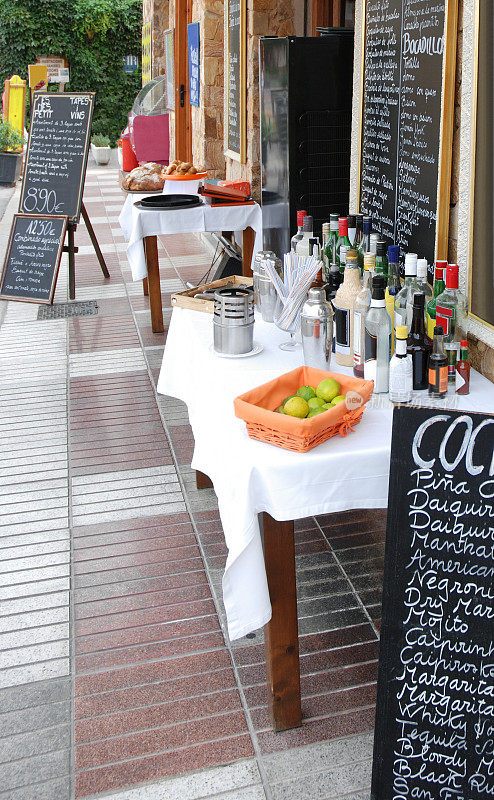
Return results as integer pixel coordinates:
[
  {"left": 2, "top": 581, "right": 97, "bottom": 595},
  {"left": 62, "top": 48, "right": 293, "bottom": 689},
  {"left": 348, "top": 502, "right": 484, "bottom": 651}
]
[
  {"left": 19, "top": 92, "right": 94, "bottom": 223},
  {"left": 372, "top": 406, "right": 494, "bottom": 800},
  {"left": 0, "top": 215, "right": 67, "bottom": 304}
]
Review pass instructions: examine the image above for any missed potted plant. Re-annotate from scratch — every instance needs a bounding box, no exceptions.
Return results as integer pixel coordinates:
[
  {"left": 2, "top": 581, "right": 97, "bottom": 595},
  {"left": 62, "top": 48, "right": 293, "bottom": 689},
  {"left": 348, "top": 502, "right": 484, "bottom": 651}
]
[
  {"left": 0, "top": 120, "right": 24, "bottom": 187},
  {"left": 91, "top": 134, "right": 111, "bottom": 165}
]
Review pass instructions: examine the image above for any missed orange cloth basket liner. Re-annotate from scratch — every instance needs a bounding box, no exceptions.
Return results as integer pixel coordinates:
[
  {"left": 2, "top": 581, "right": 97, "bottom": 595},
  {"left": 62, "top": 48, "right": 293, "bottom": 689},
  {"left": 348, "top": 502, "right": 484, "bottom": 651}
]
[{"left": 234, "top": 367, "right": 374, "bottom": 453}]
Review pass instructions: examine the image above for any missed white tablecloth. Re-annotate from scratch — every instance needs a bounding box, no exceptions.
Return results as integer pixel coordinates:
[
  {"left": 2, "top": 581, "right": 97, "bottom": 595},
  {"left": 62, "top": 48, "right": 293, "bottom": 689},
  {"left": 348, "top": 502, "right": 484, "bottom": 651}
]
[
  {"left": 119, "top": 196, "right": 264, "bottom": 280},
  {"left": 157, "top": 307, "right": 494, "bottom": 640}
]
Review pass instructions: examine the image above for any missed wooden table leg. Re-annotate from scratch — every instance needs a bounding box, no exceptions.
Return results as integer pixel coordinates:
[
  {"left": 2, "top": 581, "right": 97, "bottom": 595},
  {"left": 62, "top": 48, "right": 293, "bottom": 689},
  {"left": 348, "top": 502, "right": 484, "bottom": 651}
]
[
  {"left": 196, "top": 470, "right": 213, "bottom": 489},
  {"left": 242, "top": 226, "right": 255, "bottom": 278},
  {"left": 143, "top": 277, "right": 149, "bottom": 296},
  {"left": 262, "top": 512, "right": 302, "bottom": 731},
  {"left": 143, "top": 235, "right": 164, "bottom": 333}
]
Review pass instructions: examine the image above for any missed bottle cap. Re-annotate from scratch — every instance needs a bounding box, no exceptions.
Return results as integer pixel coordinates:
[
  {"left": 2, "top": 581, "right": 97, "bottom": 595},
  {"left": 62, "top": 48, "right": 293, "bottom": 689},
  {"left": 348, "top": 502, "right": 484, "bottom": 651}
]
[
  {"left": 434, "top": 325, "right": 444, "bottom": 336},
  {"left": 371, "top": 275, "right": 386, "bottom": 300},
  {"left": 413, "top": 292, "right": 425, "bottom": 308},
  {"left": 330, "top": 213, "right": 339, "bottom": 221},
  {"left": 348, "top": 214, "right": 356, "bottom": 227},
  {"left": 302, "top": 215, "right": 313, "bottom": 232},
  {"left": 346, "top": 249, "right": 358, "bottom": 263},
  {"left": 460, "top": 339, "right": 468, "bottom": 347},
  {"left": 376, "top": 240, "right": 387, "bottom": 257},
  {"left": 396, "top": 325, "right": 408, "bottom": 339},
  {"left": 417, "top": 258, "right": 428, "bottom": 278},
  {"left": 445, "top": 263, "right": 459, "bottom": 289},
  {"left": 338, "top": 217, "right": 348, "bottom": 235},
  {"left": 364, "top": 252, "right": 375, "bottom": 269},
  {"left": 435, "top": 259, "right": 447, "bottom": 271},
  {"left": 296, "top": 210, "right": 307, "bottom": 227},
  {"left": 404, "top": 253, "right": 418, "bottom": 275},
  {"left": 330, "top": 216, "right": 339, "bottom": 231},
  {"left": 356, "top": 213, "right": 363, "bottom": 225},
  {"left": 388, "top": 244, "right": 400, "bottom": 263},
  {"left": 322, "top": 222, "right": 330, "bottom": 234},
  {"left": 363, "top": 215, "right": 372, "bottom": 234}
]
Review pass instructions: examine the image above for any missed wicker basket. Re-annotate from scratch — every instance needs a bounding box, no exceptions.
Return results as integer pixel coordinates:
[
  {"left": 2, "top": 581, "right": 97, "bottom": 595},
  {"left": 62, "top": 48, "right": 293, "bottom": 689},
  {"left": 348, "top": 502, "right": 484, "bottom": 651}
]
[{"left": 234, "top": 367, "right": 374, "bottom": 453}]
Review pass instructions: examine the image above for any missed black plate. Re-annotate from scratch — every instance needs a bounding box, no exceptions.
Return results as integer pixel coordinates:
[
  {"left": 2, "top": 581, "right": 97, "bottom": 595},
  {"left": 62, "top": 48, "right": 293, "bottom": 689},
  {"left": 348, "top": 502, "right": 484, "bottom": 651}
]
[{"left": 134, "top": 194, "right": 203, "bottom": 210}]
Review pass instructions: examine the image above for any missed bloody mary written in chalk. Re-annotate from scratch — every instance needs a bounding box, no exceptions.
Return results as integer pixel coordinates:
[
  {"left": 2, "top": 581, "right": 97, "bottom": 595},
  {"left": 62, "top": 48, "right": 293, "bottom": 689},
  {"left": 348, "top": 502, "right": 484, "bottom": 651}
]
[
  {"left": 371, "top": 405, "right": 494, "bottom": 800},
  {"left": 19, "top": 92, "right": 94, "bottom": 223},
  {"left": 0, "top": 214, "right": 68, "bottom": 304}
]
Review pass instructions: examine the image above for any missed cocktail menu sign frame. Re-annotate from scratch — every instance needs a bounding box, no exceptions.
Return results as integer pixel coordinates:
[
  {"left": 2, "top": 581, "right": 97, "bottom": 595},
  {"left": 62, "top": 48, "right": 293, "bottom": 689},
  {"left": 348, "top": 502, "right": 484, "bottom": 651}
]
[
  {"left": 372, "top": 405, "right": 494, "bottom": 800},
  {"left": 19, "top": 92, "right": 94, "bottom": 224},
  {"left": 225, "top": 0, "right": 246, "bottom": 162},
  {"left": 358, "top": 1, "right": 458, "bottom": 277}
]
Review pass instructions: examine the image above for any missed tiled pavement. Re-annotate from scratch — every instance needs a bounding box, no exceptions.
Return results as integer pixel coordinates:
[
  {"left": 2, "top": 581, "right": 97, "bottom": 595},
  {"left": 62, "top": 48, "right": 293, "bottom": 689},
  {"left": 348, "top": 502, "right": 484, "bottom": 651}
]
[{"left": 0, "top": 167, "right": 385, "bottom": 800}]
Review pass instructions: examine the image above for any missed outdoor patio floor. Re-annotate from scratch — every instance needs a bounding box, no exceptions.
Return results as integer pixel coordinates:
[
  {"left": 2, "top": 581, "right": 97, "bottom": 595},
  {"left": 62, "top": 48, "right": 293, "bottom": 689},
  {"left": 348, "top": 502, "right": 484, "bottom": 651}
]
[{"left": 0, "top": 164, "right": 385, "bottom": 800}]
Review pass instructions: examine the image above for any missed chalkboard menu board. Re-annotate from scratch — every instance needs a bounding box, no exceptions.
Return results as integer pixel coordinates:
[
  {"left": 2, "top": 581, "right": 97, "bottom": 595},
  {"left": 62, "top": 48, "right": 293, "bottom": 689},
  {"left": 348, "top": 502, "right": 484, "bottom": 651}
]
[
  {"left": 372, "top": 405, "right": 494, "bottom": 800},
  {"left": 19, "top": 92, "right": 94, "bottom": 223},
  {"left": 226, "top": 0, "right": 246, "bottom": 161},
  {"left": 0, "top": 214, "right": 67, "bottom": 304},
  {"left": 359, "top": 1, "right": 457, "bottom": 277}
]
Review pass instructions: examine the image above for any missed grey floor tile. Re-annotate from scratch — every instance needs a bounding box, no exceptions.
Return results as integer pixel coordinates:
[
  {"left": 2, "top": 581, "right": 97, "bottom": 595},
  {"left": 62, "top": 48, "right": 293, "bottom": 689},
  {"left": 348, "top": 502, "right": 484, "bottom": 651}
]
[
  {"left": 0, "top": 723, "right": 70, "bottom": 763},
  {"left": 0, "top": 775, "right": 70, "bottom": 800},
  {"left": 0, "top": 677, "right": 70, "bottom": 712},
  {"left": 0, "top": 700, "right": 70, "bottom": 738},
  {"left": 269, "top": 758, "right": 372, "bottom": 800},
  {"left": 262, "top": 732, "right": 374, "bottom": 783},
  {"left": 1, "top": 747, "right": 70, "bottom": 791}
]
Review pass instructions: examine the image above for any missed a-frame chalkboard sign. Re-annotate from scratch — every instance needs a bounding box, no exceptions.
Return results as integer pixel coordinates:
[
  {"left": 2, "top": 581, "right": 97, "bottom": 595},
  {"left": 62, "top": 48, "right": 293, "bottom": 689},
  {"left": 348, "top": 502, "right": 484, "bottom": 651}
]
[
  {"left": 13, "top": 92, "right": 110, "bottom": 302},
  {"left": 372, "top": 405, "right": 494, "bottom": 800}
]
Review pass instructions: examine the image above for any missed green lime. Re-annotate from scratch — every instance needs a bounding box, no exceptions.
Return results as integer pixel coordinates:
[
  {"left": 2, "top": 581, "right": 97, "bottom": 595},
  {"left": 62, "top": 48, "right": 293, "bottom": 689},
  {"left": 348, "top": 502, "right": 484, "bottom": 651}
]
[
  {"left": 316, "top": 378, "right": 341, "bottom": 403},
  {"left": 330, "top": 395, "right": 346, "bottom": 406},
  {"left": 308, "top": 396, "right": 325, "bottom": 410},
  {"left": 284, "top": 397, "right": 309, "bottom": 419},
  {"left": 321, "top": 403, "right": 333, "bottom": 410},
  {"left": 282, "top": 395, "right": 297, "bottom": 406},
  {"left": 307, "top": 407, "right": 325, "bottom": 417},
  {"left": 296, "top": 385, "right": 316, "bottom": 401}
]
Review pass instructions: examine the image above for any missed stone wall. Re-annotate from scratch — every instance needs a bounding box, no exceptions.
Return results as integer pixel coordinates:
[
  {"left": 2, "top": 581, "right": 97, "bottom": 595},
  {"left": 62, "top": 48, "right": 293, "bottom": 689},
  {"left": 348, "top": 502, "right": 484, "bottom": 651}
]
[{"left": 143, "top": 0, "right": 170, "bottom": 78}]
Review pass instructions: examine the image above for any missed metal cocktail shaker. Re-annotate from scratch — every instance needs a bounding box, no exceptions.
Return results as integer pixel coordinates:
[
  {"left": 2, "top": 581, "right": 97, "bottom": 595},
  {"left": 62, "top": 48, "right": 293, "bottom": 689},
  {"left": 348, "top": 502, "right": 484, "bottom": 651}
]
[{"left": 301, "top": 287, "right": 333, "bottom": 370}]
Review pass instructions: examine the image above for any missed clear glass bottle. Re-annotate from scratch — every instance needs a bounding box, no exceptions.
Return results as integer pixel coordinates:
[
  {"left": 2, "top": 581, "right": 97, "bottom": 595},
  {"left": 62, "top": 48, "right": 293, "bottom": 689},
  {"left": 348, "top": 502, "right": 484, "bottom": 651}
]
[
  {"left": 290, "top": 209, "right": 307, "bottom": 252},
  {"left": 354, "top": 214, "right": 364, "bottom": 254},
  {"left": 426, "top": 260, "right": 447, "bottom": 339},
  {"left": 321, "top": 222, "right": 330, "bottom": 281},
  {"left": 353, "top": 253, "right": 373, "bottom": 377},
  {"left": 455, "top": 340, "right": 470, "bottom": 395},
  {"left": 435, "top": 263, "right": 468, "bottom": 383},
  {"left": 348, "top": 214, "right": 357, "bottom": 246},
  {"left": 416, "top": 258, "right": 432, "bottom": 316},
  {"left": 428, "top": 325, "right": 448, "bottom": 398},
  {"left": 336, "top": 217, "right": 351, "bottom": 274},
  {"left": 389, "top": 325, "right": 413, "bottom": 403},
  {"left": 357, "top": 215, "right": 372, "bottom": 272},
  {"left": 407, "top": 293, "right": 431, "bottom": 390},
  {"left": 385, "top": 244, "right": 401, "bottom": 353},
  {"left": 295, "top": 215, "right": 314, "bottom": 257},
  {"left": 375, "top": 240, "right": 388, "bottom": 280},
  {"left": 369, "top": 232, "right": 379, "bottom": 256},
  {"left": 333, "top": 249, "right": 362, "bottom": 367},
  {"left": 364, "top": 275, "right": 392, "bottom": 393},
  {"left": 394, "top": 252, "right": 418, "bottom": 330}
]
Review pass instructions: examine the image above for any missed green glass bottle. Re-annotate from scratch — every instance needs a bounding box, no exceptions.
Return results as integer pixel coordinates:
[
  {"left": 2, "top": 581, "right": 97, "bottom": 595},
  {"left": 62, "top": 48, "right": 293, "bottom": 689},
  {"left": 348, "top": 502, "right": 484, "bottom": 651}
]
[
  {"left": 336, "top": 217, "right": 352, "bottom": 274},
  {"left": 375, "top": 240, "right": 388, "bottom": 280},
  {"left": 426, "top": 260, "right": 447, "bottom": 339},
  {"left": 323, "top": 214, "right": 339, "bottom": 276}
]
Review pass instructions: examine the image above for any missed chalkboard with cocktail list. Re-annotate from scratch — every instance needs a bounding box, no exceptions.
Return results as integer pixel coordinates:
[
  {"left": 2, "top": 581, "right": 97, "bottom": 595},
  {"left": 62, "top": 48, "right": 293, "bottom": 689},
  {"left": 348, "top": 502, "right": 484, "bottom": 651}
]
[
  {"left": 226, "top": 0, "right": 246, "bottom": 161},
  {"left": 19, "top": 92, "right": 94, "bottom": 223},
  {"left": 360, "top": 1, "right": 457, "bottom": 278},
  {"left": 371, "top": 405, "right": 494, "bottom": 800}
]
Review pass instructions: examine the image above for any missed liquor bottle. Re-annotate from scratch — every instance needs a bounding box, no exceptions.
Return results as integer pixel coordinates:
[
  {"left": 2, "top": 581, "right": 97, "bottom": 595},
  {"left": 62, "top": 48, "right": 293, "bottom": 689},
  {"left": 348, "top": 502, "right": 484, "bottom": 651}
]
[
  {"left": 385, "top": 244, "right": 401, "bottom": 353},
  {"left": 416, "top": 259, "right": 432, "bottom": 313},
  {"left": 375, "top": 241, "right": 388, "bottom": 280},
  {"left": 435, "top": 263, "right": 468, "bottom": 383},
  {"left": 296, "top": 215, "right": 314, "bottom": 257},
  {"left": 333, "top": 249, "right": 362, "bottom": 367},
  {"left": 394, "top": 252, "right": 418, "bottom": 330},
  {"left": 352, "top": 253, "right": 373, "bottom": 377},
  {"left": 428, "top": 325, "right": 448, "bottom": 398},
  {"left": 426, "top": 260, "right": 447, "bottom": 338},
  {"left": 309, "top": 237, "right": 320, "bottom": 258},
  {"left": 389, "top": 325, "right": 413, "bottom": 403},
  {"left": 407, "top": 293, "right": 431, "bottom": 390},
  {"left": 354, "top": 214, "right": 364, "bottom": 253},
  {"left": 321, "top": 222, "right": 330, "bottom": 281},
  {"left": 364, "top": 275, "right": 392, "bottom": 393},
  {"left": 336, "top": 217, "right": 351, "bottom": 274},
  {"left": 324, "top": 214, "right": 339, "bottom": 271},
  {"left": 348, "top": 214, "right": 357, "bottom": 246},
  {"left": 455, "top": 340, "right": 470, "bottom": 395},
  {"left": 357, "top": 215, "right": 372, "bottom": 271},
  {"left": 309, "top": 240, "right": 325, "bottom": 290},
  {"left": 369, "top": 233, "right": 379, "bottom": 255},
  {"left": 290, "top": 210, "right": 307, "bottom": 252}
]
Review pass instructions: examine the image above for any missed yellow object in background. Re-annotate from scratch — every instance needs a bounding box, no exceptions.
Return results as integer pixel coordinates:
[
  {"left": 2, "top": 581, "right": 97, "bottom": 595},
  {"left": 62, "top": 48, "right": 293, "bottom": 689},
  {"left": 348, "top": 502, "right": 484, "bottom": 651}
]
[
  {"left": 385, "top": 287, "right": 396, "bottom": 354},
  {"left": 28, "top": 65, "right": 48, "bottom": 99},
  {"left": 3, "top": 75, "right": 26, "bottom": 135}
]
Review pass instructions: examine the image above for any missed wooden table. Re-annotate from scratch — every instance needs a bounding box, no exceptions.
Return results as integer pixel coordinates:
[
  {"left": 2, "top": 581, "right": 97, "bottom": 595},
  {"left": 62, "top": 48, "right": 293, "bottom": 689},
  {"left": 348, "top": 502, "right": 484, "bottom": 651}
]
[
  {"left": 143, "top": 226, "right": 256, "bottom": 333},
  {"left": 196, "top": 470, "right": 302, "bottom": 731}
]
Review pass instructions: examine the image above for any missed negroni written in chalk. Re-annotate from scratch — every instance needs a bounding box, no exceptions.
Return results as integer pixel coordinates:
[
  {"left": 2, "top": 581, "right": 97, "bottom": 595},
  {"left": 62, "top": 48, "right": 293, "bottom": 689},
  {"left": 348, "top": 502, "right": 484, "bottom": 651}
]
[
  {"left": 0, "top": 214, "right": 68, "bottom": 304},
  {"left": 372, "top": 406, "right": 494, "bottom": 800},
  {"left": 19, "top": 92, "right": 94, "bottom": 223}
]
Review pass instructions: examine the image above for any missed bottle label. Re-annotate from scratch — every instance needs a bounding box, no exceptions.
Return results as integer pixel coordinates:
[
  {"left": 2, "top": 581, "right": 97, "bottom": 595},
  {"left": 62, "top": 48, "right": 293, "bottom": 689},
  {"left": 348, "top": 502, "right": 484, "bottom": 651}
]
[
  {"left": 455, "top": 369, "right": 466, "bottom": 391},
  {"left": 429, "top": 365, "right": 448, "bottom": 393},
  {"left": 389, "top": 357, "right": 413, "bottom": 402},
  {"left": 426, "top": 312, "right": 435, "bottom": 339},
  {"left": 364, "top": 329, "right": 377, "bottom": 381},
  {"left": 445, "top": 342, "right": 458, "bottom": 379},
  {"left": 436, "top": 304, "right": 454, "bottom": 336},
  {"left": 340, "top": 246, "right": 348, "bottom": 266},
  {"left": 333, "top": 306, "right": 350, "bottom": 355},
  {"left": 353, "top": 311, "right": 363, "bottom": 365}
]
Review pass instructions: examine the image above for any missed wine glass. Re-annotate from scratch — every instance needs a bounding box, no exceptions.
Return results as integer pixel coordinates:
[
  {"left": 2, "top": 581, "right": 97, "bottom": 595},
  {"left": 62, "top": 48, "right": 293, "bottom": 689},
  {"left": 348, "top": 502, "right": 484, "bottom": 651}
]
[{"left": 274, "top": 297, "right": 303, "bottom": 351}]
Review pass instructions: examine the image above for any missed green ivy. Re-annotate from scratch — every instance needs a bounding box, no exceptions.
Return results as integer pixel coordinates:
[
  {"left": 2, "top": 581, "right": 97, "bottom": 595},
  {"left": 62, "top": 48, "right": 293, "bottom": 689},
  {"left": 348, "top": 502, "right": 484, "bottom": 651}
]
[{"left": 0, "top": 0, "right": 142, "bottom": 145}]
